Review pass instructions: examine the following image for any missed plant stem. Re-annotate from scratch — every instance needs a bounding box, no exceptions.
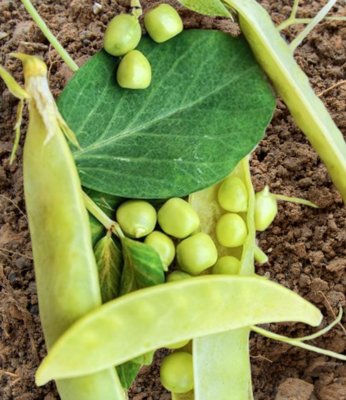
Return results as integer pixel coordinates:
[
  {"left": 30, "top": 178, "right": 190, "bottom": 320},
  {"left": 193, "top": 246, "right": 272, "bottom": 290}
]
[
  {"left": 131, "top": 0, "right": 142, "bottom": 18},
  {"left": 252, "top": 314, "right": 346, "bottom": 361},
  {"left": 272, "top": 194, "right": 318, "bottom": 208},
  {"left": 289, "top": 0, "right": 338, "bottom": 52},
  {"left": 83, "top": 192, "right": 124, "bottom": 238},
  {"left": 289, "top": 306, "right": 343, "bottom": 342},
  {"left": 254, "top": 245, "right": 268, "bottom": 264},
  {"left": 21, "top": 0, "right": 79, "bottom": 72}
]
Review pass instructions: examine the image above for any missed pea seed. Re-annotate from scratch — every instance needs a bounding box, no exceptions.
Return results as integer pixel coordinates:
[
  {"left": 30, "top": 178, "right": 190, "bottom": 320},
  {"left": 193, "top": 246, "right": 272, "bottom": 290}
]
[
  {"left": 104, "top": 14, "right": 142, "bottom": 56},
  {"left": 160, "top": 352, "right": 194, "bottom": 393},
  {"left": 166, "top": 339, "right": 190, "bottom": 350},
  {"left": 117, "top": 50, "right": 152, "bottom": 90},
  {"left": 144, "top": 4, "right": 183, "bottom": 43},
  {"left": 177, "top": 232, "right": 217, "bottom": 275},
  {"left": 144, "top": 231, "right": 175, "bottom": 271},
  {"left": 158, "top": 198, "right": 200, "bottom": 239},
  {"left": 166, "top": 270, "right": 192, "bottom": 283},
  {"left": 211, "top": 256, "right": 241, "bottom": 275},
  {"left": 254, "top": 186, "right": 278, "bottom": 231},
  {"left": 215, "top": 213, "right": 247, "bottom": 248},
  {"left": 218, "top": 176, "right": 248, "bottom": 212},
  {"left": 116, "top": 200, "right": 156, "bottom": 238}
]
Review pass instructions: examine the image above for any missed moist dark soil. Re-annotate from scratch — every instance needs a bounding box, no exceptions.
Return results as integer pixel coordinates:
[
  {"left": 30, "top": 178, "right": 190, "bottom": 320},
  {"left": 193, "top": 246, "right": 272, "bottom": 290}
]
[{"left": 1, "top": 0, "right": 346, "bottom": 399}]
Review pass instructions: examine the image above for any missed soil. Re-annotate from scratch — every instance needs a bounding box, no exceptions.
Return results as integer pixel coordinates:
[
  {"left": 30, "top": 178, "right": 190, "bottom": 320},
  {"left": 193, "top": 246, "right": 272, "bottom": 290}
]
[{"left": 1, "top": 0, "right": 346, "bottom": 399}]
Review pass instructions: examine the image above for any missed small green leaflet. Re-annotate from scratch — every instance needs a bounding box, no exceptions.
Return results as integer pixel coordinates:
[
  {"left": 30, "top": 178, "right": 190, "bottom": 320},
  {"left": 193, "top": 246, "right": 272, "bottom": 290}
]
[
  {"left": 94, "top": 234, "right": 123, "bottom": 303},
  {"left": 117, "top": 352, "right": 154, "bottom": 390},
  {"left": 116, "top": 238, "right": 163, "bottom": 388},
  {"left": 120, "top": 237, "right": 165, "bottom": 296},
  {"left": 177, "top": 0, "right": 231, "bottom": 17},
  {"left": 58, "top": 30, "right": 276, "bottom": 199}
]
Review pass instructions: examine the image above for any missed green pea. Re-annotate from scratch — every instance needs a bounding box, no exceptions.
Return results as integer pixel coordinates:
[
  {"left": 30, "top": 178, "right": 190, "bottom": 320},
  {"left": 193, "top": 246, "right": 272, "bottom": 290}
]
[
  {"left": 211, "top": 256, "right": 241, "bottom": 275},
  {"left": 166, "top": 270, "right": 192, "bottom": 283},
  {"left": 144, "top": 231, "right": 175, "bottom": 271},
  {"left": 116, "top": 200, "right": 156, "bottom": 238},
  {"left": 218, "top": 176, "right": 248, "bottom": 213},
  {"left": 144, "top": 4, "right": 183, "bottom": 44},
  {"left": 177, "top": 232, "right": 217, "bottom": 275},
  {"left": 104, "top": 14, "right": 142, "bottom": 56},
  {"left": 254, "top": 186, "right": 278, "bottom": 231},
  {"left": 215, "top": 213, "right": 247, "bottom": 248},
  {"left": 160, "top": 352, "right": 194, "bottom": 394},
  {"left": 158, "top": 198, "right": 200, "bottom": 239},
  {"left": 117, "top": 50, "right": 152, "bottom": 90},
  {"left": 166, "top": 339, "right": 190, "bottom": 350}
]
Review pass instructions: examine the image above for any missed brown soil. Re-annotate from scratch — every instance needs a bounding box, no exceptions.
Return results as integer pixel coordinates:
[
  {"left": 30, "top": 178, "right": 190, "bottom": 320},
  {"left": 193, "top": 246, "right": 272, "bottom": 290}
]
[{"left": 1, "top": 0, "right": 346, "bottom": 399}]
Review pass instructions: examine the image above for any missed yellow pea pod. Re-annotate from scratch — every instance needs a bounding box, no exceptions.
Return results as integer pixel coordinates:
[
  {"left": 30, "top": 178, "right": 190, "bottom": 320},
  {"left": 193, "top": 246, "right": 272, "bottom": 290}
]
[
  {"left": 35, "top": 276, "right": 321, "bottom": 385},
  {"left": 0, "top": 55, "right": 124, "bottom": 400}
]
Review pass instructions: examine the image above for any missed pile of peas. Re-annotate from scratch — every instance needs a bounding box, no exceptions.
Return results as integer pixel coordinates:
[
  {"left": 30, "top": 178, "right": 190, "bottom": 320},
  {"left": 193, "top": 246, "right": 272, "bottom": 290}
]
[
  {"left": 115, "top": 172, "right": 274, "bottom": 393},
  {"left": 103, "top": 4, "right": 183, "bottom": 89}
]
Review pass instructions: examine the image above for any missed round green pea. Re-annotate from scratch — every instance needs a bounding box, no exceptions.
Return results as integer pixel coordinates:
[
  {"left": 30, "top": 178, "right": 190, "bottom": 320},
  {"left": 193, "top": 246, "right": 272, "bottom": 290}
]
[
  {"left": 116, "top": 200, "right": 156, "bottom": 238},
  {"left": 117, "top": 50, "right": 152, "bottom": 90},
  {"left": 166, "top": 339, "right": 190, "bottom": 350},
  {"left": 177, "top": 232, "right": 217, "bottom": 276},
  {"left": 211, "top": 256, "right": 241, "bottom": 275},
  {"left": 144, "top": 4, "right": 183, "bottom": 43},
  {"left": 144, "top": 231, "right": 175, "bottom": 271},
  {"left": 158, "top": 198, "right": 200, "bottom": 239},
  {"left": 160, "top": 352, "right": 194, "bottom": 394},
  {"left": 215, "top": 213, "right": 247, "bottom": 248},
  {"left": 218, "top": 176, "right": 248, "bottom": 213},
  {"left": 254, "top": 186, "right": 278, "bottom": 231},
  {"left": 166, "top": 270, "right": 192, "bottom": 283},
  {"left": 104, "top": 14, "right": 142, "bottom": 56}
]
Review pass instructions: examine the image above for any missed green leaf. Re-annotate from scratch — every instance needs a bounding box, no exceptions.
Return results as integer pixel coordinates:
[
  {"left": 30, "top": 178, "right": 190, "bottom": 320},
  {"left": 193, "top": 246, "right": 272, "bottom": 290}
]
[
  {"left": 120, "top": 237, "right": 164, "bottom": 296},
  {"left": 58, "top": 30, "right": 276, "bottom": 199},
  {"left": 94, "top": 235, "right": 123, "bottom": 303},
  {"left": 116, "top": 361, "right": 140, "bottom": 390},
  {"left": 116, "top": 352, "right": 154, "bottom": 390},
  {"left": 177, "top": 0, "right": 231, "bottom": 17},
  {"left": 85, "top": 187, "right": 123, "bottom": 246}
]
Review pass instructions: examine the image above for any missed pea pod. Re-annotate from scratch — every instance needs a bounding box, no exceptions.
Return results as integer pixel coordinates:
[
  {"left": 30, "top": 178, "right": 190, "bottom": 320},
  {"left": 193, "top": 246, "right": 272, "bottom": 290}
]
[
  {"left": 189, "top": 158, "right": 256, "bottom": 400},
  {"left": 0, "top": 56, "right": 124, "bottom": 400},
  {"left": 35, "top": 276, "right": 321, "bottom": 385},
  {"left": 177, "top": 0, "right": 346, "bottom": 203}
]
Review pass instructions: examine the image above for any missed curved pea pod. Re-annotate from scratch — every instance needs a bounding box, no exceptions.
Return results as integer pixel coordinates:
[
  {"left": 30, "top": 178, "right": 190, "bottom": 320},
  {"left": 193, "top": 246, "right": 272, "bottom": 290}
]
[
  {"left": 228, "top": 0, "right": 346, "bottom": 203},
  {"left": 0, "top": 55, "right": 124, "bottom": 400},
  {"left": 35, "top": 276, "right": 321, "bottom": 385}
]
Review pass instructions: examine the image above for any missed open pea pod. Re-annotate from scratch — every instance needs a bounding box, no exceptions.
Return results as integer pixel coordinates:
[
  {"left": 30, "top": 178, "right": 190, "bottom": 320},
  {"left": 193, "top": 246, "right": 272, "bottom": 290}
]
[
  {"left": 189, "top": 158, "right": 256, "bottom": 400},
  {"left": 36, "top": 276, "right": 321, "bottom": 386}
]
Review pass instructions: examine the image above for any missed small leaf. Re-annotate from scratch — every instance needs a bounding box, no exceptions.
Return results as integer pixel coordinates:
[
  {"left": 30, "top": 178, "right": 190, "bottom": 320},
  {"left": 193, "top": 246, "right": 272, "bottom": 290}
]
[
  {"left": 177, "top": 0, "right": 231, "bottom": 17},
  {"left": 116, "top": 351, "right": 154, "bottom": 390},
  {"left": 94, "top": 235, "right": 123, "bottom": 303},
  {"left": 120, "top": 237, "right": 164, "bottom": 296},
  {"left": 116, "top": 361, "right": 140, "bottom": 390}
]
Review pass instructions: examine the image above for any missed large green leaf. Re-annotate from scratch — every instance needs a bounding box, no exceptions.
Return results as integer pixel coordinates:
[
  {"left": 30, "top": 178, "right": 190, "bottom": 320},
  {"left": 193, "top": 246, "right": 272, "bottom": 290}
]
[{"left": 58, "top": 30, "right": 275, "bottom": 199}]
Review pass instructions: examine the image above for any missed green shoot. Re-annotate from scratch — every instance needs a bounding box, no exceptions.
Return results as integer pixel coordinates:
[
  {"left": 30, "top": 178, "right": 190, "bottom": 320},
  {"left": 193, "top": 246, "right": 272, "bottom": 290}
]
[
  {"left": 21, "top": 0, "right": 79, "bottom": 72},
  {"left": 83, "top": 192, "right": 124, "bottom": 238},
  {"left": 289, "top": 0, "right": 338, "bottom": 52}
]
